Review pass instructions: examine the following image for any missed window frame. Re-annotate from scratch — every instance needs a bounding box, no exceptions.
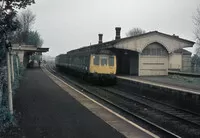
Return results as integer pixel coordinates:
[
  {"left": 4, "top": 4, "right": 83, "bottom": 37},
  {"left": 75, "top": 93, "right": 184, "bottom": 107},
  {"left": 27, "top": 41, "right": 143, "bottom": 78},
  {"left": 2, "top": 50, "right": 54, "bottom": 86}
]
[
  {"left": 93, "top": 55, "right": 100, "bottom": 65},
  {"left": 109, "top": 56, "right": 114, "bottom": 66},
  {"left": 100, "top": 55, "right": 108, "bottom": 66}
]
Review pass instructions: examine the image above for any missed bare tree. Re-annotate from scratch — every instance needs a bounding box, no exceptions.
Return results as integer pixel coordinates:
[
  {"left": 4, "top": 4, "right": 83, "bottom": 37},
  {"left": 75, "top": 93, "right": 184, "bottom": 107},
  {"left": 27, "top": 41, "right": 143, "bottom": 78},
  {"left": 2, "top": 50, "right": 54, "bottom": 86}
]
[
  {"left": 18, "top": 9, "right": 35, "bottom": 32},
  {"left": 12, "top": 9, "right": 36, "bottom": 44},
  {"left": 126, "top": 27, "right": 146, "bottom": 37},
  {"left": 11, "top": 9, "right": 43, "bottom": 47},
  {"left": 193, "top": 6, "right": 200, "bottom": 55}
]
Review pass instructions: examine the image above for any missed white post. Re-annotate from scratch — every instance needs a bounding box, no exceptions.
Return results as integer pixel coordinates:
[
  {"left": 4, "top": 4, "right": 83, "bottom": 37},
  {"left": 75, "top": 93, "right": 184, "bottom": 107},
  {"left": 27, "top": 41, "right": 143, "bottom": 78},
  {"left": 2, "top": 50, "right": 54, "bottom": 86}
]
[
  {"left": 16, "top": 55, "right": 19, "bottom": 76},
  {"left": 10, "top": 52, "right": 14, "bottom": 82},
  {"left": 138, "top": 53, "right": 141, "bottom": 76},
  {"left": 7, "top": 49, "right": 13, "bottom": 115}
]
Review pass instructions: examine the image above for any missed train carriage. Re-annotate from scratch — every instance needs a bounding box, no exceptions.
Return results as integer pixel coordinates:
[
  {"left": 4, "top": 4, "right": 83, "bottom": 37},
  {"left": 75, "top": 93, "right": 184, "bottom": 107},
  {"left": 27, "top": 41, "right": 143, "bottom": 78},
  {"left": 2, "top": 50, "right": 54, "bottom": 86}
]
[{"left": 55, "top": 49, "right": 117, "bottom": 84}]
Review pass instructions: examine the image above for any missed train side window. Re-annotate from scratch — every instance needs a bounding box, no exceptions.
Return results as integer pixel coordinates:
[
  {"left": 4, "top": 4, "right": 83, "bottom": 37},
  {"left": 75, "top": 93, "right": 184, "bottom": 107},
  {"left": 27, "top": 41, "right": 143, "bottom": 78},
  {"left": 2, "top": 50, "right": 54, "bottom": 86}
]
[
  {"left": 109, "top": 56, "right": 114, "bottom": 66},
  {"left": 101, "top": 56, "right": 108, "bottom": 66},
  {"left": 93, "top": 55, "right": 99, "bottom": 65}
]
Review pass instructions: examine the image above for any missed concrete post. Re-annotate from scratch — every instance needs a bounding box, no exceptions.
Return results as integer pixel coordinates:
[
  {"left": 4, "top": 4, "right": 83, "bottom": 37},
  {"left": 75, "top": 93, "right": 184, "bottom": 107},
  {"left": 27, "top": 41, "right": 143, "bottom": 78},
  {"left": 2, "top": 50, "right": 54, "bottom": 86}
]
[
  {"left": 138, "top": 53, "right": 141, "bottom": 76},
  {"left": 7, "top": 49, "right": 13, "bottom": 115},
  {"left": 16, "top": 55, "right": 19, "bottom": 76},
  {"left": 10, "top": 52, "right": 14, "bottom": 82}
]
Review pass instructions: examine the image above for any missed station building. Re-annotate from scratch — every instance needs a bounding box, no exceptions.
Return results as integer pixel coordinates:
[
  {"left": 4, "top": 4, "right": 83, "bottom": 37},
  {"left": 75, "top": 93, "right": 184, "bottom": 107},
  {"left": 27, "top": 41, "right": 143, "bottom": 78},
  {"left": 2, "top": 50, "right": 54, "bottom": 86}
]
[{"left": 81, "top": 27, "right": 194, "bottom": 76}]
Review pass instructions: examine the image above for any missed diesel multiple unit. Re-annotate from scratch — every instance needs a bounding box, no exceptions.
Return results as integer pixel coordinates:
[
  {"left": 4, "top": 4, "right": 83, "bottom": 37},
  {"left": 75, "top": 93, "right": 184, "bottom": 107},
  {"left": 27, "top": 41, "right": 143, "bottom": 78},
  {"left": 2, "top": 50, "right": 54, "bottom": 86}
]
[{"left": 55, "top": 49, "right": 117, "bottom": 83}]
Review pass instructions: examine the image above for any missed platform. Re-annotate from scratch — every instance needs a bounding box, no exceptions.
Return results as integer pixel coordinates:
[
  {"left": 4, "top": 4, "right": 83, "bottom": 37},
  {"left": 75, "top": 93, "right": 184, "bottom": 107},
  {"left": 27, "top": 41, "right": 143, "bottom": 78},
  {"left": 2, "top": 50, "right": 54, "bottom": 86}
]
[
  {"left": 168, "top": 70, "right": 200, "bottom": 77},
  {"left": 13, "top": 68, "right": 155, "bottom": 138},
  {"left": 117, "top": 75, "right": 200, "bottom": 95}
]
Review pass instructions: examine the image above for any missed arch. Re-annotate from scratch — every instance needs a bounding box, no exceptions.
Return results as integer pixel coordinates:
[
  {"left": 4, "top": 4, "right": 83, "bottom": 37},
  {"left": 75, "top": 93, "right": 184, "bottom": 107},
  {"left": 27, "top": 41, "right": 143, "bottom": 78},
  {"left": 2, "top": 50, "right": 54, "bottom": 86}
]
[
  {"left": 141, "top": 41, "right": 169, "bottom": 53},
  {"left": 141, "top": 42, "right": 168, "bottom": 56},
  {"left": 139, "top": 42, "right": 169, "bottom": 76}
]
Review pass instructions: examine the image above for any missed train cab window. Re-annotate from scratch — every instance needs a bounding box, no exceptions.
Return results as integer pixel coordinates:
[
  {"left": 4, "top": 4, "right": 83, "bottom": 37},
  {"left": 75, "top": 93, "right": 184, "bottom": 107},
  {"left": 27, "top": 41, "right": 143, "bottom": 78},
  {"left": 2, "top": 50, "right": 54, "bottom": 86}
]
[
  {"left": 93, "top": 55, "right": 100, "bottom": 65},
  {"left": 101, "top": 56, "right": 108, "bottom": 66},
  {"left": 109, "top": 56, "right": 114, "bottom": 66}
]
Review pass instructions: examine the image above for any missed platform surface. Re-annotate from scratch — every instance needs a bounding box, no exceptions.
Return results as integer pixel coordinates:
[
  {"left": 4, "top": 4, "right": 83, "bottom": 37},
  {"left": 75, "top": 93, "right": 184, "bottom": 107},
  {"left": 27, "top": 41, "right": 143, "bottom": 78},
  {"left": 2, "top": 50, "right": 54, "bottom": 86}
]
[
  {"left": 168, "top": 70, "right": 200, "bottom": 76},
  {"left": 14, "top": 69, "right": 126, "bottom": 138},
  {"left": 117, "top": 75, "right": 200, "bottom": 94}
]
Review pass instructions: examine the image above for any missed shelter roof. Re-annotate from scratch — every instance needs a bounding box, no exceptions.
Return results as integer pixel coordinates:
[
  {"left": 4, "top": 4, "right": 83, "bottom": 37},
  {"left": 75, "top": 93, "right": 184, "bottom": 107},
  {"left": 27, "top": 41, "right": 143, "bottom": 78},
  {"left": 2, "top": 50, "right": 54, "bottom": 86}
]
[
  {"left": 12, "top": 45, "right": 49, "bottom": 52},
  {"left": 68, "top": 31, "right": 195, "bottom": 54}
]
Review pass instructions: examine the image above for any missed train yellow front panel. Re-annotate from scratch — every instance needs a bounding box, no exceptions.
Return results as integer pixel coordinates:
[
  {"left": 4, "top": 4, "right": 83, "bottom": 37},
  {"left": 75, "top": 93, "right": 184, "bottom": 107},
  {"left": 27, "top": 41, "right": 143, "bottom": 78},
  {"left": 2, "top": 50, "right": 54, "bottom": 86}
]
[{"left": 89, "top": 55, "right": 116, "bottom": 74}]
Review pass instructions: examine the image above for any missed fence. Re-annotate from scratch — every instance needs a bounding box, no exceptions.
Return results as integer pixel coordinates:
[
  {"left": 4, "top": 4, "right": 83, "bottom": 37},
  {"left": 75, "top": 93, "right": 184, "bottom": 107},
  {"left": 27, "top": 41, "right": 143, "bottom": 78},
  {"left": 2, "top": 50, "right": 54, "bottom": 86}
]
[
  {"left": 182, "top": 65, "right": 200, "bottom": 74},
  {"left": 0, "top": 42, "right": 24, "bottom": 132}
]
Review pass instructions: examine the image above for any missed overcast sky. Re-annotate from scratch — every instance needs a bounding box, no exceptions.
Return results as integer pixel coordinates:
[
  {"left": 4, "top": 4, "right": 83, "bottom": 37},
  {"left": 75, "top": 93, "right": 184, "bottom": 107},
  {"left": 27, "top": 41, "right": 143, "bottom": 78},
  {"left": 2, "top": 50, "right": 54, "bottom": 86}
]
[{"left": 27, "top": 0, "right": 200, "bottom": 57}]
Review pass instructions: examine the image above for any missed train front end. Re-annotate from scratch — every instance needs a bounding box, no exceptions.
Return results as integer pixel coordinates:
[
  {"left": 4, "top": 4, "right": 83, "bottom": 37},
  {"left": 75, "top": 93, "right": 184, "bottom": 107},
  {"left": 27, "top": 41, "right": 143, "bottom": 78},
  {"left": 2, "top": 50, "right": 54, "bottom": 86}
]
[{"left": 89, "top": 51, "right": 117, "bottom": 84}]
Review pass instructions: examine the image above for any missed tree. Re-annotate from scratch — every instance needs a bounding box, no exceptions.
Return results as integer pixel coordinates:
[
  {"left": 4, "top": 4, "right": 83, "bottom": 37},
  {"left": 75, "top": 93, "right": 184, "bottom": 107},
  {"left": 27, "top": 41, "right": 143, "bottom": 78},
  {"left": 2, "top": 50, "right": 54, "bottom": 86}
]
[
  {"left": 0, "top": 1, "right": 35, "bottom": 63},
  {"left": 19, "top": 10, "right": 35, "bottom": 31},
  {"left": 193, "top": 6, "right": 200, "bottom": 55},
  {"left": 27, "top": 30, "right": 43, "bottom": 47},
  {"left": 11, "top": 9, "right": 43, "bottom": 47},
  {"left": 0, "top": 0, "right": 35, "bottom": 35},
  {"left": 126, "top": 27, "right": 146, "bottom": 37},
  {"left": 12, "top": 9, "right": 36, "bottom": 44},
  {"left": 191, "top": 54, "right": 200, "bottom": 72}
]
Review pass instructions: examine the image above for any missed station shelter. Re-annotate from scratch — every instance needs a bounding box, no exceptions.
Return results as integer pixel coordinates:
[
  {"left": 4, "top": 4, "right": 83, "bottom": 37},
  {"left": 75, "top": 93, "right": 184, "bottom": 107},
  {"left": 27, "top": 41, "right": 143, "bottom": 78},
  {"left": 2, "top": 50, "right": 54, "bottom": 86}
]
[
  {"left": 12, "top": 44, "right": 49, "bottom": 68},
  {"left": 83, "top": 27, "right": 195, "bottom": 76}
]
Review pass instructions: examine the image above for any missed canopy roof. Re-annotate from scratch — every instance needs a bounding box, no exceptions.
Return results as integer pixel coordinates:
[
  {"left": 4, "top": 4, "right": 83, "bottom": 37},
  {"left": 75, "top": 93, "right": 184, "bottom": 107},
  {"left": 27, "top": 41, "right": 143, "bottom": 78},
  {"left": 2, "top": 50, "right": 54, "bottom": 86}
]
[
  {"left": 12, "top": 45, "right": 49, "bottom": 52},
  {"left": 68, "top": 31, "right": 195, "bottom": 54}
]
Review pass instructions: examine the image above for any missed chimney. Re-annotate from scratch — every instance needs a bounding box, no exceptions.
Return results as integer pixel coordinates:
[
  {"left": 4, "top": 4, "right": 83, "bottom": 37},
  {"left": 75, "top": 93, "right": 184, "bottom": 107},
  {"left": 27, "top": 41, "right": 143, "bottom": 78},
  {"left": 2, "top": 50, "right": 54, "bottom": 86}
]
[
  {"left": 115, "top": 27, "right": 121, "bottom": 40},
  {"left": 98, "top": 34, "right": 103, "bottom": 44}
]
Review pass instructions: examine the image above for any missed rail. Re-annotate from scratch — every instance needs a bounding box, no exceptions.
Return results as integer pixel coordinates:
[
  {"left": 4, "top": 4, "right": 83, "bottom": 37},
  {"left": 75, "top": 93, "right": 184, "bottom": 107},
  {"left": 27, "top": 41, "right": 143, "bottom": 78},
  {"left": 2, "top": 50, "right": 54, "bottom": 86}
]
[{"left": 45, "top": 63, "right": 182, "bottom": 138}]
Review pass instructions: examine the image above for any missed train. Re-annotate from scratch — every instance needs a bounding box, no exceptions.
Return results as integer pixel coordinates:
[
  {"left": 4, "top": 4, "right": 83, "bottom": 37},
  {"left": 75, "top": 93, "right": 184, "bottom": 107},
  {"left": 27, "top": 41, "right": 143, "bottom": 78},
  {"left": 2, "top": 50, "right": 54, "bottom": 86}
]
[{"left": 55, "top": 49, "right": 117, "bottom": 84}]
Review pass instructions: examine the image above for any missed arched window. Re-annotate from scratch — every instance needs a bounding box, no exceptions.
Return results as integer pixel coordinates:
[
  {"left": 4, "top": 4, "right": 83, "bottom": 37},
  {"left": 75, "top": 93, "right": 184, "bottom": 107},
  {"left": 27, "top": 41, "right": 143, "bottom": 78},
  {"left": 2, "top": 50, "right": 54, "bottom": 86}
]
[{"left": 141, "top": 42, "right": 168, "bottom": 56}]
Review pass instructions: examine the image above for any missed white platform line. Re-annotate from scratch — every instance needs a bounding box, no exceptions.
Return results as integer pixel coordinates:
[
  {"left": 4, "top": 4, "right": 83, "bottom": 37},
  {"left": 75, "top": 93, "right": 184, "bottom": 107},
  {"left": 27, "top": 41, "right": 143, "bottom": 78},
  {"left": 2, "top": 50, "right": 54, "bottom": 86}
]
[{"left": 43, "top": 68, "right": 159, "bottom": 138}]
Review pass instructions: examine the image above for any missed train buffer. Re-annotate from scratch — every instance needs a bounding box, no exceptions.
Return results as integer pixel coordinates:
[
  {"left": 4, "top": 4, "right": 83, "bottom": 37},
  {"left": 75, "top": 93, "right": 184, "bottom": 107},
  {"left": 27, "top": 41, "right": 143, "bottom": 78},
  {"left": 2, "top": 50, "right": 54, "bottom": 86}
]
[{"left": 13, "top": 68, "right": 157, "bottom": 138}]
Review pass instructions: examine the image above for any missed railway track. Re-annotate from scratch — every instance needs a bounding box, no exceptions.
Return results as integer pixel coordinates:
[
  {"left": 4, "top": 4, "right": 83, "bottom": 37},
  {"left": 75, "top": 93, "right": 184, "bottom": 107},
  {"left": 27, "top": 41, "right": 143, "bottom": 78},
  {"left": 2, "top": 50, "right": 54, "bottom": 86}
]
[
  {"left": 101, "top": 87, "right": 200, "bottom": 126},
  {"left": 100, "top": 87, "right": 200, "bottom": 135},
  {"left": 112, "top": 83, "right": 200, "bottom": 115},
  {"left": 45, "top": 63, "right": 200, "bottom": 137}
]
